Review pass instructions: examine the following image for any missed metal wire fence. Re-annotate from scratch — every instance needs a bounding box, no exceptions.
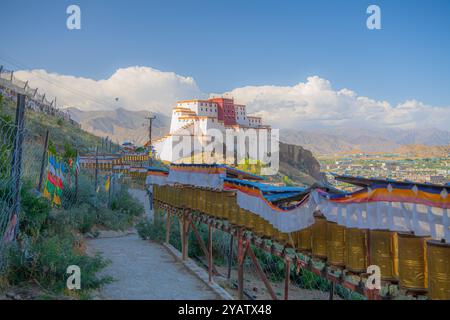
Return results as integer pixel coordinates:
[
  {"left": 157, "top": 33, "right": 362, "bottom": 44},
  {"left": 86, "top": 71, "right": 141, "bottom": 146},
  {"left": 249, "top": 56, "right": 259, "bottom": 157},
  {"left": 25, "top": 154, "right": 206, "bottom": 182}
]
[
  {"left": 0, "top": 91, "right": 120, "bottom": 244},
  {"left": 0, "top": 66, "right": 78, "bottom": 126},
  {"left": 0, "top": 115, "right": 19, "bottom": 243}
]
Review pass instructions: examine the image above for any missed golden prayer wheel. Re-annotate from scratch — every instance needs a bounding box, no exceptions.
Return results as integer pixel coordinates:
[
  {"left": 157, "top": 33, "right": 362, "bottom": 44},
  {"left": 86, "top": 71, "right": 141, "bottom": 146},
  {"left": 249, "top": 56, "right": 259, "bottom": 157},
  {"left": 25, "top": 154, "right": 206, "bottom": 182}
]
[
  {"left": 274, "top": 229, "right": 289, "bottom": 245},
  {"left": 242, "top": 209, "right": 256, "bottom": 231},
  {"left": 369, "top": 230, "right": 398, "bottom": 281},
  {"left": 427, "top": 240, "right": 450, "bottom": 300},
  {"left": 192, "top": 188, "right": 199, "bottom": 211},
  {"left": 296, "top": 227, "right": 312, "bottom": 252},
  {"left": 153, "top": 185, "right": 159, "bottom": 201},
  {"left": 248, "top": 211, "right": 259, "bottom": 231},
  {"left": 176, "top": 188, "right": 183, "bottom": 208},
  {"left": 174, "top": 188, "right": 182, "bottom": 208},
  {"left": 263, "top": 221, "right": 276, "bottom": 239},
  {"left": 166, "top": 186, "right": 172, "bottom": 205},
  {"left": 159, "top": 186, "right": 165, "bottom": 203},
  {"left": 199, "top": 189, "right": 206, "bottom": 213},
  {"left": 164, "top": 186, "right": 169, "bottom": 204},
  {"left": 214, "top": 192, "right": 224, "bottom": 219},
  {"left": 168, "top": 187, "right": 175, "bottom": 206},
  {"left": 185, "top": 187, "right": 193, "bottom": 209},
  {"left": 228, "top": 196, "right": 240, "bottom": 225},
  {"left": 326, "top": 222, "right": 346, "bottom": 267},
  {"left": 222, "top": 192, "right": 234, "bottom": 221},
  {"left": 180, "top": 187, "right": 187, "bottom": 208},
  {"left": 188, "top": 187, "right": 195, "bottom": 209},
  {"left": 345, "top": 228, "right": 368, "bottom": 273},
  {"left": 205, "top": 190, "right": 214, "bottom": 216},
  {"left": 311, "top": 216, "right": 327, "bottom": 259},
  {"left": 239, "top": 208, "right": 249, "bottom": 229},
  {"left": 253, "top": 215, "right": 266, "bottom": 236},
  {"left": 169, "top": 187, "right": 175, "bottom": 206},
  {"left": 397, "top": 233, "right": 429, "bottom": 291}
]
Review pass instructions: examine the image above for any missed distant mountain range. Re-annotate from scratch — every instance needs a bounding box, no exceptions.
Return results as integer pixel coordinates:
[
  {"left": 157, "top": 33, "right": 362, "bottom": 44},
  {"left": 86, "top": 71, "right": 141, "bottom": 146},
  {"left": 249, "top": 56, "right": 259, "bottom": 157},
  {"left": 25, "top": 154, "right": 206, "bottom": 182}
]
[
  {"left": 67, "top": 107, "right": 170, "bottom": 145},
  {"left": 280, "top": 127, "right": 450, "bottom": 155},
  {"left": 67, "top": 108, "right": 450, "bottom": 155}
]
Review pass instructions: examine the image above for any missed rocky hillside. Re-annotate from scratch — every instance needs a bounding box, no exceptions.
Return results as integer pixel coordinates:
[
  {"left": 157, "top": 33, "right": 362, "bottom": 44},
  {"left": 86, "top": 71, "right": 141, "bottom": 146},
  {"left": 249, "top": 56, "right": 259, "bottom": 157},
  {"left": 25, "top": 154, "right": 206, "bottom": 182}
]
[{"left": 278, "top": 142, "right": 325, "bottom": 185}]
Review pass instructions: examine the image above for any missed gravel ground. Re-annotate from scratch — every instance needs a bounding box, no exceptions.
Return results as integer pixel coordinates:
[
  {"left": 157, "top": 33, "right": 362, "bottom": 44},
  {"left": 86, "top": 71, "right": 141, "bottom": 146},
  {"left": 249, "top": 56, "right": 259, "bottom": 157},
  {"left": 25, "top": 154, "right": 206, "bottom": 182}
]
[{"left": 87, "top": 188, "right": 219, "bottom": 300}]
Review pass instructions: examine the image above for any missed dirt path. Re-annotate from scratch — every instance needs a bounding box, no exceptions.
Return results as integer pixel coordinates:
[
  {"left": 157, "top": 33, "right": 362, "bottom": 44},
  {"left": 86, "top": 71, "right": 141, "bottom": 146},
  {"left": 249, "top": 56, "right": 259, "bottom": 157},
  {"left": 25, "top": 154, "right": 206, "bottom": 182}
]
[{"left": 87, "top": 189, "right": 220, "bottom": 300}]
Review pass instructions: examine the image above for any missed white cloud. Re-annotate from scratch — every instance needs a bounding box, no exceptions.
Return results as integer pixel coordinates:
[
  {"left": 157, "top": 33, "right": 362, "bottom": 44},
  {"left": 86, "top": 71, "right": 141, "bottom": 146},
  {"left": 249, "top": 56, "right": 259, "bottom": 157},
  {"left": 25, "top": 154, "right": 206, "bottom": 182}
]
[
  {"left": 15, "top": 66, "right": 204, "bottom": 114},
  {"left": 14, "top": 69, "right": 450, "bottom": 130},
  {"left": 224, "top": 76, "right": 450, "bottom": 130}
]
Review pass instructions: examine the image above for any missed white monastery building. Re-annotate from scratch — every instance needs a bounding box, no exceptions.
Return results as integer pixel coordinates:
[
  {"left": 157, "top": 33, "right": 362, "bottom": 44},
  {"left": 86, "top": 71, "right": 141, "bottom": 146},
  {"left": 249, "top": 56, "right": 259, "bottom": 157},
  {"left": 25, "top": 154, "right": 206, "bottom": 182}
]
[{"left": 152, "top": 97, "right": 271, "bottom": 163}]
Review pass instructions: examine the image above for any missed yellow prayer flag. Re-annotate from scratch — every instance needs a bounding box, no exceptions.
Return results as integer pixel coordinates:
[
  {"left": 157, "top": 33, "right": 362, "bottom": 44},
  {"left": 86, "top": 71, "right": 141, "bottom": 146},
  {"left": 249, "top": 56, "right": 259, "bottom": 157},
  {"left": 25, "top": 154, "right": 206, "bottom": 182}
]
[
  {"left": 43, "top": 186, "right": 51, "bottom": 200},
  {"left": 105, "top": 176, "right": 111, "bottom": 193},
  {"left": 53, "top": 194, "right": 61, "bottom": 206}
]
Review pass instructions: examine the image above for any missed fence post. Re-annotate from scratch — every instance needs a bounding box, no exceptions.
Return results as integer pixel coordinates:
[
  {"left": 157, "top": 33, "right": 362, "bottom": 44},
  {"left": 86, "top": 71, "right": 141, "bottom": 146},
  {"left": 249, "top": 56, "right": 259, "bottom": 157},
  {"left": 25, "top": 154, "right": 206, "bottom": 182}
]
[
  {"left": 94, "top": 146, "right": 99, "bottom": 193},
  {"left": 165, "top": 208, "right": 171, "bottom": 244},
  {"left": 74, "top": 149, "right": 79, "bottom": 203},
  {"left": 329, "top": 281, "right": 335, "bottom": 300},
  {"left": 108, "top": 175, "right": 112, "bottom": 208},
  {"left": 9, "top": 93, "right": 26, "bottom": 241},
  {"left": 37, "top": 130, "right": 49, "bottom": 192}
]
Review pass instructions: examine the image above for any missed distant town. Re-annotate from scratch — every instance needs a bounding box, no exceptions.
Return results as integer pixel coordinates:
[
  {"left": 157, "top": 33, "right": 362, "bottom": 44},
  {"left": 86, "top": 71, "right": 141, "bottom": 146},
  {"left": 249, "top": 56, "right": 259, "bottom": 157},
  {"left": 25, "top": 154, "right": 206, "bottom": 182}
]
[{"left": 319, "top": 152, "right": 450, "bottom": 190}]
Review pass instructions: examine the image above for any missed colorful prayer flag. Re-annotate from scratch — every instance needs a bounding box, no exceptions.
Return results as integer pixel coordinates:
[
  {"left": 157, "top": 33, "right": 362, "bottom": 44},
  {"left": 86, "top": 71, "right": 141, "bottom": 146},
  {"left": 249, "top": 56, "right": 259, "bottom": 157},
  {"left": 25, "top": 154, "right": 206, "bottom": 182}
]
[{"left": 105, "top": 175, "right": 111, "bottom": 193}]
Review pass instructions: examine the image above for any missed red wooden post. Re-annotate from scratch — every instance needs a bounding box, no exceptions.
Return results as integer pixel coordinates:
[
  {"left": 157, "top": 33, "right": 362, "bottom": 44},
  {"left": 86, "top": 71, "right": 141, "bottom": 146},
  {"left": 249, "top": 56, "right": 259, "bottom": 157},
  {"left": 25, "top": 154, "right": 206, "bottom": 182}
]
[
  {"left": 181, "top": 210, "right": 190, "bottom": 261},
  {"left": 284, "top": 258, "right": 290, "bottom": 300},
  {"left": 190, "top": 221, "right": 219, "bottom": 275},
  {"left": 165, "top": 208, "right": 171, "bottom": 244},
  {"left": 208, "top": 224, "right": 213, "bottom": 283},
  {"left": 227, "top": 234, "right": 234, "bottom": 279},
  {"left": 237, "top": 229, "right": 245, "bottom": 300}
]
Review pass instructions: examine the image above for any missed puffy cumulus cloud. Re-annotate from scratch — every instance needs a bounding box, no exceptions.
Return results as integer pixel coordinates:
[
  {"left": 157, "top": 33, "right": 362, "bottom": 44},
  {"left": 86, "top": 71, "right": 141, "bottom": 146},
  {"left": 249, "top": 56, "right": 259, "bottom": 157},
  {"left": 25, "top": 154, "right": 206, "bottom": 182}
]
[
  {"left": 14, "top": 68, "right": 449, "bottom": 130},
  {"left": 224, "top": 76, "right": 450, "bottom": 130},
  {"left": 14, "top": 66, "right": 204, "bottom": 114}
]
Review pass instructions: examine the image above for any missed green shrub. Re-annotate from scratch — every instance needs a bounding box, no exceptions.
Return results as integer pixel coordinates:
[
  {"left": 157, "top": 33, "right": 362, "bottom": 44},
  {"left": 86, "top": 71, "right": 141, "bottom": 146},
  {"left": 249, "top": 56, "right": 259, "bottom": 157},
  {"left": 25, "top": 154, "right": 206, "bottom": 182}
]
[
  {"left": 20, "top": 181, "right": 51, "bottom": 240},
  {"left": 3, "top": 236, "right": 112, "bottom": 297},
  {"left": 1, "top": 183, "right": 114, "bottom": 298},
  {"left": 136, "top": 218, "right": 165, "bottom": 242},
  {"left": 111, "top": 187, "right": 144, "bottom": 218}
]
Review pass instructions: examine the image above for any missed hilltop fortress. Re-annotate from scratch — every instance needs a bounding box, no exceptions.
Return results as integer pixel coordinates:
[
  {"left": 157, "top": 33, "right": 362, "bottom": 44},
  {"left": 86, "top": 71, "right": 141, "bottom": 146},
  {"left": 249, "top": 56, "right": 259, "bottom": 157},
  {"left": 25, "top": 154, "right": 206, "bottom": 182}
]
[{"left": 152, "top": 97, "right": 277, "bottom": 169}]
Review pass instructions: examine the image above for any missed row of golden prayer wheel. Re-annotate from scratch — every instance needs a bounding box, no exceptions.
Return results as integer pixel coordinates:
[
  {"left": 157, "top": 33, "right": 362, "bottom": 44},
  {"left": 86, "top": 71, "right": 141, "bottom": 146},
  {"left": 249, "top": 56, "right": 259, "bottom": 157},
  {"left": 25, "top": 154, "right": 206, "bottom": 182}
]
[
  {"left": 117, "top": 155, "right": 149, "bottom": 163},
  {"left": 153, "top": 185, "right": 450, "bottom": 300},
  {"left": 81, "top": 162, "right": 114, "bottom": 169}
]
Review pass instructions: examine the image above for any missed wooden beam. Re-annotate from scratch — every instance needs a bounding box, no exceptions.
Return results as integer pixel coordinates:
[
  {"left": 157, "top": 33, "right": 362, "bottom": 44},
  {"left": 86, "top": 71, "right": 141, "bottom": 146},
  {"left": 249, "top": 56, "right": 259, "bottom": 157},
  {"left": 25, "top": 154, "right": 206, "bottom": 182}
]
[
  {"left": 189, "top": 220, "right": 219, "bottom": 275},
  {"left": 165, "top": 209, "right": 171, "bottom": 244},
  {"left": 208, "top": 224, "right": 213, "bottom": 283},
  {"left": 246, "top": 242, "right": 278, "bottom": 300},
  {"left": 284, "top": 258, "right": 290, "bottom": 300},
  {"left": 237, "top": 229, "right": 246, "bottom": 300},
  {"left": 227, "top": 234, "right": 234, "bottom": 279}
]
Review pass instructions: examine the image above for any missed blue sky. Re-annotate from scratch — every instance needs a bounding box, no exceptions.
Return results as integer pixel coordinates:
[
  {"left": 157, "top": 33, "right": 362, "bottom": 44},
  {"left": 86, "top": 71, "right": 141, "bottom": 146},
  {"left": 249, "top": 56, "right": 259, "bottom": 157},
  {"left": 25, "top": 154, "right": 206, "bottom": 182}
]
[{"left": 1, "top": 0, "right": 450, "bottom": 108}]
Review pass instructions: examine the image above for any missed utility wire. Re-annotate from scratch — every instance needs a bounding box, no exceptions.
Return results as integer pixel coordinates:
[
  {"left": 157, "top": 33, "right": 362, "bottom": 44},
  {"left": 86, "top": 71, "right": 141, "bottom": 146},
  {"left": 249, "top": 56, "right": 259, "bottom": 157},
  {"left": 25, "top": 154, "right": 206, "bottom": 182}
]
[{"left": 0, "top": 52, "right": 116, "bottom": 109}]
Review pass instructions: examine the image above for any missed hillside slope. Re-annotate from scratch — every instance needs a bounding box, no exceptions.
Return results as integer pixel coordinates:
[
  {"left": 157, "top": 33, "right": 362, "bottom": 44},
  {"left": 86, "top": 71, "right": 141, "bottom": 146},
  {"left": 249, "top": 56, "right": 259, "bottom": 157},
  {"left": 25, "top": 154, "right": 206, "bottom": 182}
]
[
  {"left": 280, "top": 127, "right": 450, "bottom": 155},
  {"left": 278, "top": 142, "right": 325, "bottom": 185},
  {"left": 1, "top": 97, "right": 109, "bottom": 154},
  {"left": 67, "top": 107, "right": 170, "bottom": 146}
]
